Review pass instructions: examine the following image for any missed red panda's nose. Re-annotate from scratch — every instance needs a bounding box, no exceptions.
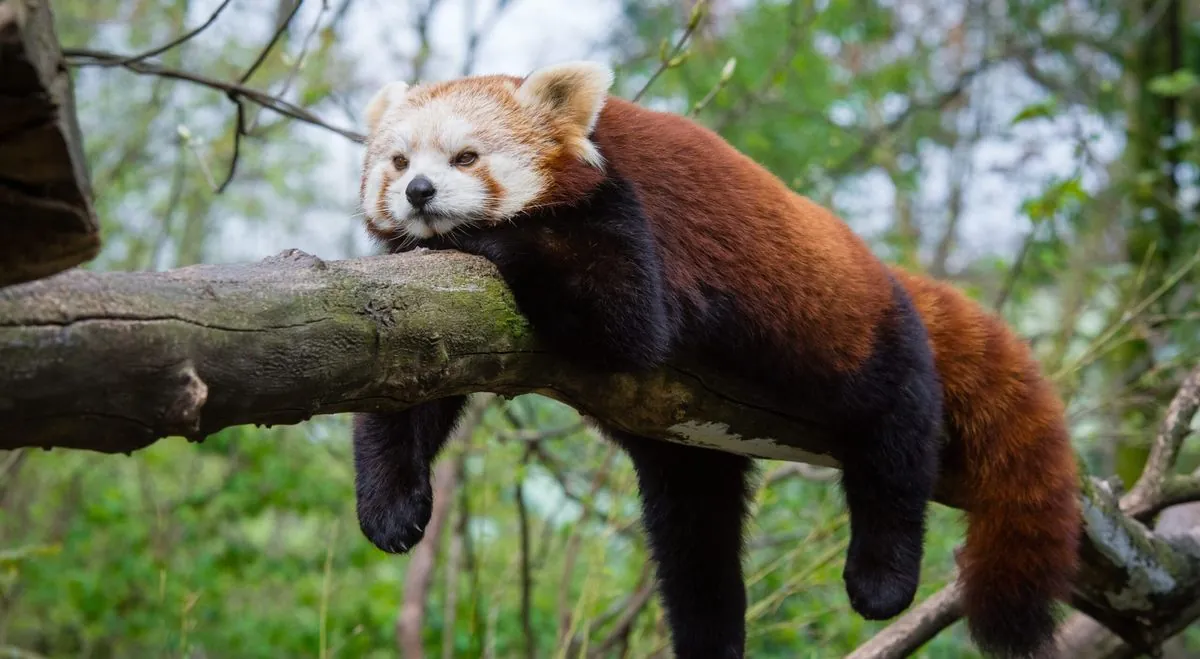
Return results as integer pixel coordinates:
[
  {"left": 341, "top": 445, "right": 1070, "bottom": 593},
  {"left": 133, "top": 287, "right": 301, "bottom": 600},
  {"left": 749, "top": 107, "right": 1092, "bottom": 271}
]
[{"left": 406, "top": 175, "right": 437, "bottom": 208}]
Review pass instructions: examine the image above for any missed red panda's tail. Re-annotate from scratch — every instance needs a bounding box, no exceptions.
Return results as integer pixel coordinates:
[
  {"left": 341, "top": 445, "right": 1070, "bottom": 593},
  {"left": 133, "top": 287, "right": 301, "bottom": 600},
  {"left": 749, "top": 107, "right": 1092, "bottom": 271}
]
[
  {"left": 894, "top": 268, "right": 1081, "bottom": 658},
  {"left": 956, "top": 382, "right": 1080, "bottom": 658}
]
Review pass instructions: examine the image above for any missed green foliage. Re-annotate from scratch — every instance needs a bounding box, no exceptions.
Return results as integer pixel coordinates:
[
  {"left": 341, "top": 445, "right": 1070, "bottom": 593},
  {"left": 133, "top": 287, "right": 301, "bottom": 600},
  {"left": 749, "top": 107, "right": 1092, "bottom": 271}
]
[{"left": 1148, "top": 69, "right": 1200, "bottom": 97}]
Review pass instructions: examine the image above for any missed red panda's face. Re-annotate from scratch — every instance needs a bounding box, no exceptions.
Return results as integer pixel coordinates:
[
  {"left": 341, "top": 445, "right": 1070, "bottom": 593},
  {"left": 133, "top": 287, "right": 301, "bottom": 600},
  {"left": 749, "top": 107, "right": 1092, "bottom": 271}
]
[{"left": 359, "top": 62, "right": 613, "bottom": 242}]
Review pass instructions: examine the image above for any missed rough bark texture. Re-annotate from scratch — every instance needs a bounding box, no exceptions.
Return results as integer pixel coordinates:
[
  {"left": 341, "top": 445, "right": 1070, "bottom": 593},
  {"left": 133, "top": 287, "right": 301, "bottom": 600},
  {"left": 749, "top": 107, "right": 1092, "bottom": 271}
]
[
  {"left": 0, "top": 248, "right": 844, "bottom": 465},
  {"left": 0, "top": 0, "right": 100, "bottom": 287}
]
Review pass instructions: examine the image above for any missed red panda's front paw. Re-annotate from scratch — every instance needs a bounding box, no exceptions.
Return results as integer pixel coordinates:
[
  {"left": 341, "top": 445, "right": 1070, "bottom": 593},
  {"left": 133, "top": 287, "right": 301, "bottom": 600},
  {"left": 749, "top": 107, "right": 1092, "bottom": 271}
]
[{"left": 356, "top": 486, "right": 433, "bottom": 554}]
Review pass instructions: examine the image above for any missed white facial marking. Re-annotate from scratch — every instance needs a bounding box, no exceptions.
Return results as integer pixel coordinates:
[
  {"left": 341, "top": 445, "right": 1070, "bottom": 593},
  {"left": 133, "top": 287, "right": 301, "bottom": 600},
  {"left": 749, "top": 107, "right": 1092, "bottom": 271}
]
[
  {"left": 363, "top": 87, "right": 550, "bottom": 240},
  {"left": 361, "top": 160, "right": 389, "bottom": 229},
  {"left": 489, "top": 153, "right": 543, "bottom": 216}
]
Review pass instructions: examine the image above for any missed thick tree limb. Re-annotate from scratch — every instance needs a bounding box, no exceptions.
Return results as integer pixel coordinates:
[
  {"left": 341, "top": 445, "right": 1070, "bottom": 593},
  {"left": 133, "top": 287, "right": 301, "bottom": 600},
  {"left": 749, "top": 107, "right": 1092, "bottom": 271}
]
[
  {"left": 0, "top": 249, "right": 842, "bottom": 468},
  {"left": 0, "top": 0, "right": 99, "bottom": 287}
]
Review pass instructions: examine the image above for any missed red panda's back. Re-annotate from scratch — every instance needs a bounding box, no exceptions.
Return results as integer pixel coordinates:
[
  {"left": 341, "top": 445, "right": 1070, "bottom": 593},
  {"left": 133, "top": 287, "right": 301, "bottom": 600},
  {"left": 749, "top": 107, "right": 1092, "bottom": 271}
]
[{"left": 592, "top": 98, "right": 896, "bottom": 371}]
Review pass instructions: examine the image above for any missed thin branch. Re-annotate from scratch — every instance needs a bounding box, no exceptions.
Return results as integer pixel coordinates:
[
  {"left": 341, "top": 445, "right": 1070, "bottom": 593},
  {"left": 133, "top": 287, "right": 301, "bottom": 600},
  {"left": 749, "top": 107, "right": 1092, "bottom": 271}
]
[
  {"left": 246, "top": 0, "right": 331, "bottom": 134},
  {"left": 710, "top": 0, "right": 819, "bottom": 132},
  {"left": 1122, "top": 364, "right": 1200, "bottom": 520},
  {"left": 215, "top": 98, "right": 246, "bottom": 193},
  {"left": 408, "top": 0, "right": 443, "bottom": 84},
  {"left": 845, "top": 581, "right": 964, "bottom": 659},
  {"left": 631, "top": 0, "right": 708, "bottom": 103},
  {"left": 992, "top": 226, "right": 1037, "bottom": 311},
  {"left": 824, "top": 62, "right": 993, "bottom": 178},
  {"left": 515, "top": 450, "right": 536, "bottom": 659},
  {"left": 557, "top": 445, "right": 619, "bottom": 644},
  {"left": 63, "top": 49, "right": 365, "bottom": 143},
  {"left": 587, "top": 563, "right": 657, "bottom": 657},
  {"left": 461, "top": 0, "right": 515, "bottom": 77},
  {"left": 688, "top": 57, "right": 736, "bottom": 117},
  {"left": 115, "top": 0, "right": 235, "bottom": 65},
  {"left": 240, "top": 0, "right": 304, "bottom": 85}
]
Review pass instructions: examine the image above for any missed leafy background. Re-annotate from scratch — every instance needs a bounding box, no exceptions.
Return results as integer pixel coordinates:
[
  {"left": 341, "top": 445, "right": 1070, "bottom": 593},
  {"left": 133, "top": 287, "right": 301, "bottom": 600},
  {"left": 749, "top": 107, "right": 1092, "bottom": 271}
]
[{"left": 2, "top": 0, "right": 1198, "bottom": 657}]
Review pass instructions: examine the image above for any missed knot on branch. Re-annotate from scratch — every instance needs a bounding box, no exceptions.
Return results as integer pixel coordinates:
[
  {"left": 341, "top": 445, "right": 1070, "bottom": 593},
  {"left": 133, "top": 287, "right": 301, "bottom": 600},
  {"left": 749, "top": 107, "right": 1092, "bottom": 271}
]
[
  {"left": 268, "top": 248, "right": 327, "bottom": 270},
  {"left": 162, "top": 362, "right": 207, "bottom": 439}
]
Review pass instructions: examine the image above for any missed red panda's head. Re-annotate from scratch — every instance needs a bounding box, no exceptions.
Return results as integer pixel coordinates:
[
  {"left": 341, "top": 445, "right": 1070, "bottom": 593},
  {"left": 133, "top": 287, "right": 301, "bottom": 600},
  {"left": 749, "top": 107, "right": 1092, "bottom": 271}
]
[{"left": 359, "top": 61, "right": 614, "bottom": 241}]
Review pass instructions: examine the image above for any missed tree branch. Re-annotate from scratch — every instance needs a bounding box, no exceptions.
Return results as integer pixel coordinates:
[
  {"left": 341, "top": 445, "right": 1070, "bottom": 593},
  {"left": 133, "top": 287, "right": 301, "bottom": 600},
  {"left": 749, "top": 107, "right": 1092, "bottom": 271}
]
[
  {"left": 396, "top": 397, "right": 488, "bottom": 658},
  {"left": 62, "top": 49, "right": 364, "bottom": 144},
  {"left": 844, "top": 581, "right": 963, "bottom": 659},
  {"left": 0, "top": 249, "right": 844, "bottom": 467},
  {"left": 1122, "top": 364, "right": 1200, "bottom": 520},
  {"left": 116, "top": 0, "right": 235, "bottom": 66}
]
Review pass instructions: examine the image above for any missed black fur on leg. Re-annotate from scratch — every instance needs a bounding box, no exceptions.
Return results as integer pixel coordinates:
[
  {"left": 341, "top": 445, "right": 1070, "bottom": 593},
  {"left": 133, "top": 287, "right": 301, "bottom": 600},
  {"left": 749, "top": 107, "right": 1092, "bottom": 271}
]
[
  {"left": 836, "top": 280, "right": 942, "bottom": 620},
  {"left": 608, "top": 430, "right": 756, "bottom": 659},
  {"left": 352, "top": 396, "right": 467, "bottom": 554}
]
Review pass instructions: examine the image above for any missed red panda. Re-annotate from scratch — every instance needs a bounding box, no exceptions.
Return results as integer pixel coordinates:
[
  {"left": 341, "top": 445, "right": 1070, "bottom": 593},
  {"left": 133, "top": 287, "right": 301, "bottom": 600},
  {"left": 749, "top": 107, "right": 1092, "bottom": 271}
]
[{"left": 352, "top": 61, "right": 1081, "bottom": 659}]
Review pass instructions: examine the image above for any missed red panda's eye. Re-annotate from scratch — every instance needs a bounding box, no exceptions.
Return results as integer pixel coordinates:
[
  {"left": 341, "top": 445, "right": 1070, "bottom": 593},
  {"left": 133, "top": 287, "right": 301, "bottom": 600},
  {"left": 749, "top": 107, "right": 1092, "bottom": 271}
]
[
  {"left": 453, "top": 151, "right": 478, "bottom": 167},
  {"left": 391, "top": 154, "right": 409, "bottom": 171}
]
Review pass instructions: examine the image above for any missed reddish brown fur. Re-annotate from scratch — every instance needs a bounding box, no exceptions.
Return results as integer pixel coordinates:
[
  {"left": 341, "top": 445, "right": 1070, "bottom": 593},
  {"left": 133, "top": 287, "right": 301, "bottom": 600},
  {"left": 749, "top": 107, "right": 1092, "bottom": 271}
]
[
  {"left": 591, "top": 98, "right": 896, "bottom": 371},
  {"left": 579, "top": 97, "right": 1080, "bottom": 651},
  {"left": 894, "top": 270, "right": 1081, "bottom": 641}
]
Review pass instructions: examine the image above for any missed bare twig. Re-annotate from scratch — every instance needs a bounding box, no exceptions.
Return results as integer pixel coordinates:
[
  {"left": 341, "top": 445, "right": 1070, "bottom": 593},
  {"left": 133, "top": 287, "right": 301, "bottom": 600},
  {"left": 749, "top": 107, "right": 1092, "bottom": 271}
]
[
  {"left": 631, "top": 0, "right": 708, "bottom": 102},
  {"left": 515, "top": 450, "right": 536, "bottom": 659},
  {"left": 408, "top": 0, "right": 443, "bottom": 84},
  {"left": 240, "top": 0, "right": 304, "bottom": 85},
  {"left": 63, "top": 49, "right": 364, "bottom": 143},
  {"left": 246, "top": 0, "right": 332, "bottom": 134},
  {"left": 396, "top": 457, "right": 459, "bottom": 657},
  {"left": 215, "top": 99, "right": 246, "bottom": 193},
  {"left": 115, "top": 0, "right": 235, "bottom": 65},
  {"left": 845, "top": 581, "right": 964, "bottom": 659},
  {"left": 557, "top": 445, "right": 618, "bottom": 643},
  {"left": 461, "top": 0, "right": 515, "bottom": 77},
  {"left": 992, "top": 226, "right": 1037, "bottom": 311},
  {"left": 710, "top": 0, "right": 818, "bottom": 132},
  {"left": 394, "top": 397, "right": 489, "bottom": 657},
  {"left": 824, "top": 62, "right": 993, "bottom": 178},
  {"left": 1121, "top": 364, "right": 1200, "bottom": 520},
  {"left": 587, "top": 563, "right": 658, "bottom": 657}
]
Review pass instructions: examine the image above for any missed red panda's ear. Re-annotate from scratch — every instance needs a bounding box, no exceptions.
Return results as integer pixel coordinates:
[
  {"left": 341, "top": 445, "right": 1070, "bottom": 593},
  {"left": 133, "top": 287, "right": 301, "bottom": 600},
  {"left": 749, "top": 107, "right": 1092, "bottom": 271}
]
[
  {"left": 517, "top": 61, "right": 613, "bottom": 134},
  {"left": 364, "top": 81, "right": 410, "bottom": 134}
]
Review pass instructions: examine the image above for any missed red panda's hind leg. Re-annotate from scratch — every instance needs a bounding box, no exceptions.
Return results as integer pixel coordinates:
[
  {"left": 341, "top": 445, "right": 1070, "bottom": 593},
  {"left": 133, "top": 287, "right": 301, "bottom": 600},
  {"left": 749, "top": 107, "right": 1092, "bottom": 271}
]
[
  {"left": 352, "top": 397, "right": 468, "bottom": 554},
  {"left": 836, "top": 281, "right": 943, "bottom": 620},
  {"left": 609, "top": 430, "right": 755, "bottom": 659}
]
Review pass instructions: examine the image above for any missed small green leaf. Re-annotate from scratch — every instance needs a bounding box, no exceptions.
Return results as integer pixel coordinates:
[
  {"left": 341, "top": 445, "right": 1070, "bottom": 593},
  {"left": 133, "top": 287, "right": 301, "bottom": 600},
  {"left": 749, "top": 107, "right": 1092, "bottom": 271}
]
[
  {"left": 1148, "top": 69, "right": 1199, "bottom": 97},
  {"left": 1011, "top": 99, "right": 1057, "bottom": 125}
]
